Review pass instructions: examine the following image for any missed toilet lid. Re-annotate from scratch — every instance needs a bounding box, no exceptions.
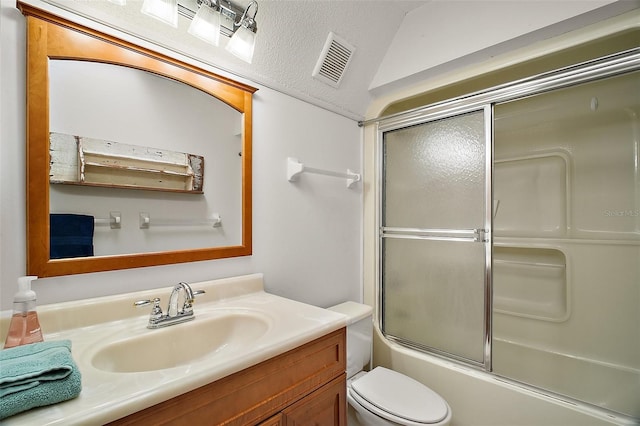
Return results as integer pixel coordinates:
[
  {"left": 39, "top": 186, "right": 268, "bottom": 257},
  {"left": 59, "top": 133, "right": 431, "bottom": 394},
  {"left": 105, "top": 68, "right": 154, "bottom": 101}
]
[{"left": 350, "top": 367, "right": 448, "bottom": 424}]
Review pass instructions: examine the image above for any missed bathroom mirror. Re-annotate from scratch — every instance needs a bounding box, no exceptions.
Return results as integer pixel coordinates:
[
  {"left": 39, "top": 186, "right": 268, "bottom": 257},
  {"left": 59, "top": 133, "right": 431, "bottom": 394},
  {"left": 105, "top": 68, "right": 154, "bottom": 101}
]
[{"left": 20, "top": 3, "right": 256, "bottom": 277}]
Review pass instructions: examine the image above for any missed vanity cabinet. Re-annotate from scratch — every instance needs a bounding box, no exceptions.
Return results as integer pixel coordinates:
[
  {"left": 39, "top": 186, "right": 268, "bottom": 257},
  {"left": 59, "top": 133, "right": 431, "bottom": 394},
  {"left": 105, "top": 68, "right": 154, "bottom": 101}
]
[
  {"left": 108, "top": 328, "right": 346, "bottom": 425},
  {"left": 261, "top": 375, "right": 346, "bottom": 425}
]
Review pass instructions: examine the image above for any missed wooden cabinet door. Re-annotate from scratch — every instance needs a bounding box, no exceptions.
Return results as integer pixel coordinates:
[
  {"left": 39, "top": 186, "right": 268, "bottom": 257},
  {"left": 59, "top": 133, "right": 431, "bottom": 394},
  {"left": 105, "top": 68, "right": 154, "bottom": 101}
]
[
  {"left": 282, "top": 374, "right": 346, "bottom": 426},
  {"left": 258, "top": 414, "right": 283, "bottom": 426}
]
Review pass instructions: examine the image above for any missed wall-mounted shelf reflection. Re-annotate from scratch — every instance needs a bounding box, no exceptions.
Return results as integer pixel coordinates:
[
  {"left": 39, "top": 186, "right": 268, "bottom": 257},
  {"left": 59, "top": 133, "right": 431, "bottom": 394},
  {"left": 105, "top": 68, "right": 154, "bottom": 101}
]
[{"left": 50, "top": 133, "right": 205, "bottom": 194}]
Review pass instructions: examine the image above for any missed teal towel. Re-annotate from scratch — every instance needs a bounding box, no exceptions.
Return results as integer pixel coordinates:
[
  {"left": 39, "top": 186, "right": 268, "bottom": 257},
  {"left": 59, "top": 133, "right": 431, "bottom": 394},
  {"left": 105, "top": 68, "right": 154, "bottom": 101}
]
[{"left": 0, "top": 340, "right": 82, "bottom": 420}]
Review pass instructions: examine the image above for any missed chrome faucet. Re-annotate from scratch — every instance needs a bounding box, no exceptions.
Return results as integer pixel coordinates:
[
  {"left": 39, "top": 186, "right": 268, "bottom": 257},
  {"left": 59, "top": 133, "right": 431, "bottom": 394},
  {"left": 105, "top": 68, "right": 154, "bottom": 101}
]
[
  {"left": 168, "top": 282, "right": 195, "bottom": 318},
  {"left": 134, "top": 282, "right": 205, "bottom": 329}
]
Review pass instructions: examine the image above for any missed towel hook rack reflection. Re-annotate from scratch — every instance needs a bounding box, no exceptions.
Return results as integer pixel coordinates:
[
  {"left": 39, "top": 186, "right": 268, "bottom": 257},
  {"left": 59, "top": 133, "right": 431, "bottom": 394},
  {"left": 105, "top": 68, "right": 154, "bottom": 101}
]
[
  {"left": 286, "top": 157, "right": 360, "bottom": 189},
  {"left": 139, "top": 212, "right": 222, "bottom": 229},
  {"left": 94, "top": 212, "right": 121, "bottom": 229}
]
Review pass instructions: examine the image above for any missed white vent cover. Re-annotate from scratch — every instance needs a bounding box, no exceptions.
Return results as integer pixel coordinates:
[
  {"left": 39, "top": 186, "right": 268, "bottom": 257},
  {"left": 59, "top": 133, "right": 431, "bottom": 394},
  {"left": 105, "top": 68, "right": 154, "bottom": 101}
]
[{"left": 312, "top": 32, "right": 356, "bottom": 88}]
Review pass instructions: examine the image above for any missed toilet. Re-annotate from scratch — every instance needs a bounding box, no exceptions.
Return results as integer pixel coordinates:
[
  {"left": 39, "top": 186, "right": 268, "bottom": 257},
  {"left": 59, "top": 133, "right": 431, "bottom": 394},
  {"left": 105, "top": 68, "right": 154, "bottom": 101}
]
[{"left": 328, "top": 302, "right": 452, "bottom": 426}]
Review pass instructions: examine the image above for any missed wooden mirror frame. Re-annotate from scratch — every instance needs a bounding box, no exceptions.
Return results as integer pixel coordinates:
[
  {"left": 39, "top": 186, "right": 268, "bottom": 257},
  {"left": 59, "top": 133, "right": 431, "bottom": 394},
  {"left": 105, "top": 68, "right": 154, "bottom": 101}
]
[{"left": 19, "top": 3, "right": 256, "bottom": 277}]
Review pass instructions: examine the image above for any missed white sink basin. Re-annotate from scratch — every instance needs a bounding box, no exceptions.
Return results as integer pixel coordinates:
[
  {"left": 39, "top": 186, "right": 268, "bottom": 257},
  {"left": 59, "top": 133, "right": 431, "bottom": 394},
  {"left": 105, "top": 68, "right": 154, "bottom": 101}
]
[{"left": 91, "top": 310, "right": 270, "bottom": 373}]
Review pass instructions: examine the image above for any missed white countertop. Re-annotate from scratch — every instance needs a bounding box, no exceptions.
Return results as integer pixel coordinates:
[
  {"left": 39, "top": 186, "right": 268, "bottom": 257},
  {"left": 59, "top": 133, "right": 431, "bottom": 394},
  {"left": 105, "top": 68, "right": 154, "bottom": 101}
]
[{"left": 0, "top": 273, "right": 346, "bottom": 425}]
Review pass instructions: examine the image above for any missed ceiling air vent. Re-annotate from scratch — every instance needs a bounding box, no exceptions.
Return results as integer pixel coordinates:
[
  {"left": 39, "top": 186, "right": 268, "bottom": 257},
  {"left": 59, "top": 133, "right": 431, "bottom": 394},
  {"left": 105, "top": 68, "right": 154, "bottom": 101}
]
[{"left": 312, "top": 32, "right": 356, "bottom": 88}]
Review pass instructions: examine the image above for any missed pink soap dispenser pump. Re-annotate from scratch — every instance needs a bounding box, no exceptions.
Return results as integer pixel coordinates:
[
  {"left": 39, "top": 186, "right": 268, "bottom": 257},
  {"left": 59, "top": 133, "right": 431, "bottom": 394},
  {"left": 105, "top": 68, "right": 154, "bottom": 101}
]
[{"left": 4, "top": 276, "right": 44, "bottom": 348}]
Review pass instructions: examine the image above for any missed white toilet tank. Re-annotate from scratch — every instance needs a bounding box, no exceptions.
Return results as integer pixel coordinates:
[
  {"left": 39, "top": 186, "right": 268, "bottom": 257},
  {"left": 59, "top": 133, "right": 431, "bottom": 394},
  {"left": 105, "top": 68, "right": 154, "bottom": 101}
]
[{"left": 327, "top": 302, "right": 373, "bottom": 378}]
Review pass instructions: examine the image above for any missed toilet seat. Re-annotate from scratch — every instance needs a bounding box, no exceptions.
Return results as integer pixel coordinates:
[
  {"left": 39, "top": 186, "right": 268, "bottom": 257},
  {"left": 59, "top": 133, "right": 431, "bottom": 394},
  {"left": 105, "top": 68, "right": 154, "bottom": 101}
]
[{"left": 350, "top": 367, "right": 449, "bottom": 425}]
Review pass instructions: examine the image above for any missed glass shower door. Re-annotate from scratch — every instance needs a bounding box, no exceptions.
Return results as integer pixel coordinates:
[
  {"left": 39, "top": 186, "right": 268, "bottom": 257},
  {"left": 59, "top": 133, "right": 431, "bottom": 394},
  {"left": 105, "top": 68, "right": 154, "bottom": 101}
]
[{"left": 380, "top": 109, "right": 491, "bottom": 367}]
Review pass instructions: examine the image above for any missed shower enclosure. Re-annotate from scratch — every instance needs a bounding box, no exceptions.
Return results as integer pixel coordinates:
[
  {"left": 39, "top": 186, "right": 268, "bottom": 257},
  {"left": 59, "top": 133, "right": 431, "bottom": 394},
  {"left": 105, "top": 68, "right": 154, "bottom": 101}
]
[{"left": 377, "top": 50, "right": 639, "bottom": 420}]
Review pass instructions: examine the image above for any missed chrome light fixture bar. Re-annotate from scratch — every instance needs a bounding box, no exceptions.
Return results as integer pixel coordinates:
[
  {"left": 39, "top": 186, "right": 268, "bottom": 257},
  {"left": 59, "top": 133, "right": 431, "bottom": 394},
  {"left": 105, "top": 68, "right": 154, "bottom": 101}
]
[
  {"left": 140, "top": 0, "right": 259, "bottom": 63},
  {"left": 179, "top": 0, "right": 241, "bottom": 37}
]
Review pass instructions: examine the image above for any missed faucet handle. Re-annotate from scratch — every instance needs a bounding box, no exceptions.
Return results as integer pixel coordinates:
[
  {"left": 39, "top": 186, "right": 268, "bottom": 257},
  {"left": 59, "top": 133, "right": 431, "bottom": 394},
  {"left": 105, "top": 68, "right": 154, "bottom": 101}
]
[
  {"left": 134, "top": 297, "right": 161, "bottom": 308},
  {"left": 134, "top": 297, "right": 163, "bottom": 323},
  {"left": 182, "top": 289, "right": 205, "bottom": 314}
]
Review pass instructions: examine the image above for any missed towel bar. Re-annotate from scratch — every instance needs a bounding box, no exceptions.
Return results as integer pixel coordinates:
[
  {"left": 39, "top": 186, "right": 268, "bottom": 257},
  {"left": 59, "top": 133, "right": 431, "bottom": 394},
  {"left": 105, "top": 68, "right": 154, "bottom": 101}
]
[{"left": 286, "top": 157, "right": 360, "bottom": 189}]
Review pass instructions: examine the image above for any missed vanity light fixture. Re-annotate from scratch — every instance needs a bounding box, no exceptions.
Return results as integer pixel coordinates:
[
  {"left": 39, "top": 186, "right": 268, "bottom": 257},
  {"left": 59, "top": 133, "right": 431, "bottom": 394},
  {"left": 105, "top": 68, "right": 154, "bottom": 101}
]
[
  {"left": 225, "top": 1, "right": 258, "bottom": 63},
  {"left": 141, "top": 0, "right": 259, "bottom": 63},
  {"left": 141, "top": 0, "right": 179, "bottom": 27}
]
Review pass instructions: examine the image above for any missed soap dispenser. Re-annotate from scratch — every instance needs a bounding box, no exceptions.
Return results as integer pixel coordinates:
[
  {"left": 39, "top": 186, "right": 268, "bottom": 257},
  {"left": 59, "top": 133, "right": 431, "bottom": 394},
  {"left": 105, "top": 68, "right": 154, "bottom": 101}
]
[{"left": 4, "top": 276, "right": 44, "bottom": 348}]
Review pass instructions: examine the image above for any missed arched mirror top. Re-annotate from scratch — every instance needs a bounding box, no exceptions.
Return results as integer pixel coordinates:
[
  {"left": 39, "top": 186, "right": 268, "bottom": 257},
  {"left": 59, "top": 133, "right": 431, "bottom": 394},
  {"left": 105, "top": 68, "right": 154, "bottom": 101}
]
[
  {"left": 20, "top": 4, "right": 256, "bottom": 110},
  {"left": 19, "top": 3, "right": 256, "bottom": 277}
]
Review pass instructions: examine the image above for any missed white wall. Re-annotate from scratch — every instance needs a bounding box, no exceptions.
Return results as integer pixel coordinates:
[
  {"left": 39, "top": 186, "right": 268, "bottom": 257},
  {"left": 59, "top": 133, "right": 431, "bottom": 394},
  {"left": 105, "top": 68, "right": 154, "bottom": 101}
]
[{"left": 0, "top": 0, "right": 362, "bottom": 311}]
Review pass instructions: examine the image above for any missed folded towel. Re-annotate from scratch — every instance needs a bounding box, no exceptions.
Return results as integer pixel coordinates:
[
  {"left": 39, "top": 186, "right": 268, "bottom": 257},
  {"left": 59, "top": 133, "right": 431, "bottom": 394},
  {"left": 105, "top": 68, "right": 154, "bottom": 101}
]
[
  {"left": 50, "top": 213, "right": 94, "bottom": 259},
  {"left": 0, "top": 340, "right": 82, "bottom": 420}
]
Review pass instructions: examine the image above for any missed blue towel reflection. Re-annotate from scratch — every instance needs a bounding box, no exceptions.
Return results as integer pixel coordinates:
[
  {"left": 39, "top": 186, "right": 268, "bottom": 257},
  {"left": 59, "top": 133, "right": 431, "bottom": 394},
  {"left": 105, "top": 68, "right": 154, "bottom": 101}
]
[{"left": 50, "top": 214, "right": 94, "bottom": 259}]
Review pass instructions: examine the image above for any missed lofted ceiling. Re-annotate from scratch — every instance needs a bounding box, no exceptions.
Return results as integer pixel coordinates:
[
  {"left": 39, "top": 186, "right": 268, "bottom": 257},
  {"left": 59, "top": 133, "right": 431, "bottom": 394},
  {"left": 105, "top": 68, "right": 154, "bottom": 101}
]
[
  {"left": 42, "top": 0, "right": 429, "bottom": 121},
  {"left": 34, "top": 0, "right": 636, "bottom": 121}
]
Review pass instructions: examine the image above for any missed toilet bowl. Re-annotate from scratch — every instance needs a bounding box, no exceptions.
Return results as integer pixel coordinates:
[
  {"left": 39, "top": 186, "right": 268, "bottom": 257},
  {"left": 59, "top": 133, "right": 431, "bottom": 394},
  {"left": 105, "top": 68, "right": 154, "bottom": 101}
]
[
  {"left": 347, "top": 367, "right": 452, "bottom": 426},
  {"left": 328, "top": 302, "right": 451, "bottom": 426}
]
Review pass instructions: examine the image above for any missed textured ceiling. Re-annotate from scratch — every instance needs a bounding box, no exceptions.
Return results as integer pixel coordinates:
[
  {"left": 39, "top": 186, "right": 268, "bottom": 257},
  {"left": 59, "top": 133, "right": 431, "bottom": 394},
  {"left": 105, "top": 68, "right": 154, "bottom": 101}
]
[
  {"left": 43, "top": 0, "right": 428, "bottom": 120},
  {"left": 253, "top": 1, "right": 428, "bottom": 120}
]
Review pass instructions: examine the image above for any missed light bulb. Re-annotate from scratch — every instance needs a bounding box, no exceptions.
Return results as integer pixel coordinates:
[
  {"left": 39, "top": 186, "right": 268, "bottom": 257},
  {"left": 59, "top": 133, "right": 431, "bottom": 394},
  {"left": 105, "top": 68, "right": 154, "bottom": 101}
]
[
  {"left": 226, "top": 26, "right": 256, "bottom": 64},
  {"left": 188, "top": 4, "right": 221, "bottom": 46},
  {"left": 141, "top": 0, "right": 178, "bottom": 27}
]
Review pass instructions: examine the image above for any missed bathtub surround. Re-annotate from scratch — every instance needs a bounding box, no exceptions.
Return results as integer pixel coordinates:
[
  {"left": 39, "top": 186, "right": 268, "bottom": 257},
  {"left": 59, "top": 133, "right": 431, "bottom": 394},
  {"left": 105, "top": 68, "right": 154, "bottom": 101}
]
[
  {"left": 364, "top": 8, "right": 640, "bottom": 426},
  {"left": 491, "top": 71, "right": 639, "bottom": 418},
  {"left": 375, "top": 49, "right": 639, "bottom": 419}
]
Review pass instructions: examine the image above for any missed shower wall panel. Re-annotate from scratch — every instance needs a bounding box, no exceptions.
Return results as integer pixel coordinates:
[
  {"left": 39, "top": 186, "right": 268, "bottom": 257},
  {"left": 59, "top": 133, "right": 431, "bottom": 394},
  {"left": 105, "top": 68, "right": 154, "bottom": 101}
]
[
  {"left": 493, "top": 247, "right": 567, "bottom": 321},
  {"left": 493, "top": 71, "right": 639, "bottom": 418}
]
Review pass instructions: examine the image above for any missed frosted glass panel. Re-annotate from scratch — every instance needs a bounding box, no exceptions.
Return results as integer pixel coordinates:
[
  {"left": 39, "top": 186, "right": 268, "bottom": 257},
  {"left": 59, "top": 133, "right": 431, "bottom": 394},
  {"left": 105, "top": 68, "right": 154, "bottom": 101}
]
[
  {"left": 382, "top": 238, "right": 486, "bottom": 363},
  {"left": 381, "top": 109, "right": 489, "bottom": 366},
  {"left": 384, "top": 111, "right": 486, "bottom": 229}
]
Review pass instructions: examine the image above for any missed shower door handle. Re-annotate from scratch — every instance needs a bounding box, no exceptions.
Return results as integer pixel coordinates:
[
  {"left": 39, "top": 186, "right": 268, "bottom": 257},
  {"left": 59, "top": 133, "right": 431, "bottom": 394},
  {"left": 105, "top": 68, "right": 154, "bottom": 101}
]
[
  {"left": 475, "top": 228, "right": 489, "bottom": 243},
  {"left": 381, "top": 227, "right": 488, "bottom": 243}
]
